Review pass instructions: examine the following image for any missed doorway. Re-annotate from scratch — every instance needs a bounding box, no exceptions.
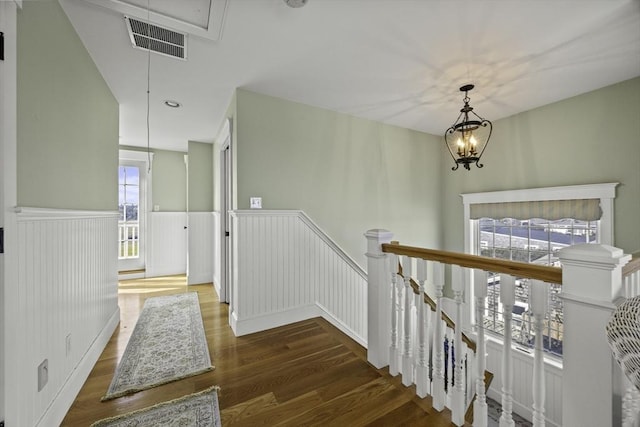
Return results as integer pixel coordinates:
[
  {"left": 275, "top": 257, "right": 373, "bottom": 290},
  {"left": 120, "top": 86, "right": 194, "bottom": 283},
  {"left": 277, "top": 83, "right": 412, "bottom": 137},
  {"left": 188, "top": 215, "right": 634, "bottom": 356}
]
[
  {"left": 118, "top": 151, "right": 151, "bottom": 273},
  {"left": 219, "top": 119, "right": 232, "bottom": 304}
]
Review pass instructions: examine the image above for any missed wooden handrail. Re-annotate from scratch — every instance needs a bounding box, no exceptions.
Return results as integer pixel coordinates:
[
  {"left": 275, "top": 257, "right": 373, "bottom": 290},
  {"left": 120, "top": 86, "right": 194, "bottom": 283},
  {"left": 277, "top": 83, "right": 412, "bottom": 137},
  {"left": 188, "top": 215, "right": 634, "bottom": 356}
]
[
  {"left": 397, "top": 265, "right": 476, "bottom": 352},
  {"left": 383, "top": 243, "right": 563, "bottom": 284},
  {"left": 623, "top": 252, "right": 640, "bottom": 278}
]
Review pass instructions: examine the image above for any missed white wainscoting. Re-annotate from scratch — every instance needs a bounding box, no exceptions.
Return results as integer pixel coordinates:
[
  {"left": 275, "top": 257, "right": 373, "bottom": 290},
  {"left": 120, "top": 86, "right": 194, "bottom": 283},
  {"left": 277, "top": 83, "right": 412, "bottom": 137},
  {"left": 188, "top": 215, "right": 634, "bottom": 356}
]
[
  {"left": 485, "top": 337, "right": 563, "bottom": 426},
  {"left": 230, "top": 210, "right": 368, "bottom": 346},
  {"left": 147, "top": 212, "right": 187, "bottom": 277},
  {"left": 188, "top": 212, "right": 214, "bottom": 285},
  {"left": 9, "top": 208, "right": 119, "bottom": 427},
  {"left": 212, "top": 212, "right": 221, "bottom": 294}
]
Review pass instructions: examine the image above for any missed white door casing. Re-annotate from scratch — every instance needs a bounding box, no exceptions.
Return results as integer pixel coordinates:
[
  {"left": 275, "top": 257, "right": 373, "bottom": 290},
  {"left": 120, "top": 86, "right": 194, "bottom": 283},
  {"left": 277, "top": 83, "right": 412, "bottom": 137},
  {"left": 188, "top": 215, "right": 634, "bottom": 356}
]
[
  {"left": 1, "top": 1, "right": 20, "bottom": 423},
  {"left": 118, "top": 150, "right": 153, "bottom": 273},
  {"left": 218, "top": 118, "right": 232, "bottom": 303}
]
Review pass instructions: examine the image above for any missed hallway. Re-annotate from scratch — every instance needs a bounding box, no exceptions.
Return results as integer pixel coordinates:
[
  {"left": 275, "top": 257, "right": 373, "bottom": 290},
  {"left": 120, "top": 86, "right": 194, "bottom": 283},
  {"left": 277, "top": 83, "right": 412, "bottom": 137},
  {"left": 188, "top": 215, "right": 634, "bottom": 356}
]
[{"left": 62, "top": 276, "right": 461, "bottom": 426}]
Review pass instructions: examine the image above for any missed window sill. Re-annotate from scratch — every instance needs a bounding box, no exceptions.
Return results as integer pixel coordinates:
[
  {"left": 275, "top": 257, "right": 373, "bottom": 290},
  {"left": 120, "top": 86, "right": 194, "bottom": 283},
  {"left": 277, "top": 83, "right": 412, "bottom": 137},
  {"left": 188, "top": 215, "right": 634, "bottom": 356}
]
[{"left": 466, "top": 327, "right": 564, "bottom": 371}]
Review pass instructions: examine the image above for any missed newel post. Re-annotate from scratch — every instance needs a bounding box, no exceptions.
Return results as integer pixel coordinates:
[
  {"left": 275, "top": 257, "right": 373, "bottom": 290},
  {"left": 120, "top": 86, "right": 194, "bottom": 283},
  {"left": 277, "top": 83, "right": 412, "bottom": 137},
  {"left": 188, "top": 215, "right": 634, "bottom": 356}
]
[
  {"left": 365, "top": 229, "right": 394, "bottom": 369},
  {"left": 559, "top": 244, "right": 631, "bottom": 427}
]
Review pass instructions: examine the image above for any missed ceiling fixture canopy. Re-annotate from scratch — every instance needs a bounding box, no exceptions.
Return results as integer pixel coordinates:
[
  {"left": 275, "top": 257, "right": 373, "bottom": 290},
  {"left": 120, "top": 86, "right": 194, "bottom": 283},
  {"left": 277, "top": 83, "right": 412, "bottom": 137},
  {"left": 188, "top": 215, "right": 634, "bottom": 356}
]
[
  {"left": 283, "top": 0, "right": 308, "bottom": 8},
  {"left": 444, "top": 84, "right": 492, "bottom": 171}
]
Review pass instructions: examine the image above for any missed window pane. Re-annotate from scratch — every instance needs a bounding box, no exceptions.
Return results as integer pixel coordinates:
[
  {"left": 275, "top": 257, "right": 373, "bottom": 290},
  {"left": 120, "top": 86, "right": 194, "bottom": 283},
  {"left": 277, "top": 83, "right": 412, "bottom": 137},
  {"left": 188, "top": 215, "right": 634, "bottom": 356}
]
[
  {"left": 125, "top": 184, "right": 139, "bottom": 205},
  {"left": 118, "top": 166, "right": 126, "bottom": 184},
  {"left": 476, "top": 215, "right": 600, "bottom": 358},
  {"left": 124, "top": 166, "right": 139, "bottom": 185}
]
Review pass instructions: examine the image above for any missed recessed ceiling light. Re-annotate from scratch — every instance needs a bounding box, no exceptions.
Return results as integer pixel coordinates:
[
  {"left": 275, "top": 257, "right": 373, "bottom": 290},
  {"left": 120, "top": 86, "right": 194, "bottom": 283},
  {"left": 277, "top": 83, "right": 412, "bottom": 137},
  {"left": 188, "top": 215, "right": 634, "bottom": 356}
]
[{"left": 164, "top": 100, "right": 181, "bottom": 108}]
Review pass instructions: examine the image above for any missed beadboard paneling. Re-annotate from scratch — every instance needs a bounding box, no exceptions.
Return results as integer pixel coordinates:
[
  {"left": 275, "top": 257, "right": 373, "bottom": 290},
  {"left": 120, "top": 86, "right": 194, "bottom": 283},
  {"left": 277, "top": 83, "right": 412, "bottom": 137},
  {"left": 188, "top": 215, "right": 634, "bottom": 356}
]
[
  {"left": 212, "top": 212, "right": 221, "bottom": 293},
  {"left": 147, "top": 212, "right": 187, "bottom": 277},
  {"left": 230, "top": 210, "right": 368, "bottom": 345},
  {"left": 486, "top": 337, "right": 562, "bottom": 426},
  {"left": 188, "top": 212, "right": 214, "bottom": 285},
  {"left": 12, "top": 208, "right": 119, "bottom": 426}
]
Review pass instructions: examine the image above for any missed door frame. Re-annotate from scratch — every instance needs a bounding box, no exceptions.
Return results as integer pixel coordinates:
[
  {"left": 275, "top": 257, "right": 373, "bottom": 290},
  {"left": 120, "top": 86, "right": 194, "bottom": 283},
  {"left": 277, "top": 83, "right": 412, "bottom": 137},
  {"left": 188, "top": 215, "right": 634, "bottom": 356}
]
[
  {"left": 118, "top": 150, "right": 153, "bottom": 275},
  {"left": 218, "top": 118, "right": 232, "bottom": 304},
  {"left": 1, "top": 1, "right": 20, "bottom": 423}
]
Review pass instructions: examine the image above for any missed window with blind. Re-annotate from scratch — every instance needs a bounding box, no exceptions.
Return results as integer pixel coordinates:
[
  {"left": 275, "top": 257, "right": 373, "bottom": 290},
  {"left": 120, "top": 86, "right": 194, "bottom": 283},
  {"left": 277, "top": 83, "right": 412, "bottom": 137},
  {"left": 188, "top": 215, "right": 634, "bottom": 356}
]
[{"left": 461, "top": 183, "right": 618, "bottom": 358}]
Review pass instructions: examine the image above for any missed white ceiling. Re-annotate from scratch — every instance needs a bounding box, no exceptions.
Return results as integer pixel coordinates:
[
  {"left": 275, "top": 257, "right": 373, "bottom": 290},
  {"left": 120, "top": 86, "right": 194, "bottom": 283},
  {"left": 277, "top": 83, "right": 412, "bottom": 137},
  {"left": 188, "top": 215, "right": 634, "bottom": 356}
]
[{"left": 59, "top": 0, "right": 640, "bottom": 152}]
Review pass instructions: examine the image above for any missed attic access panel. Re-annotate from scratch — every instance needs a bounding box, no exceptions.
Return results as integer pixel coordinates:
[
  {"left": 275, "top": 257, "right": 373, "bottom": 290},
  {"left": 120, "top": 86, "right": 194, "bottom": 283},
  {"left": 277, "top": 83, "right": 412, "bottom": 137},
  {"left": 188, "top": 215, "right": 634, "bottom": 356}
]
[{"left": 125, "top": 16, "right": 187, "bottom": 60}]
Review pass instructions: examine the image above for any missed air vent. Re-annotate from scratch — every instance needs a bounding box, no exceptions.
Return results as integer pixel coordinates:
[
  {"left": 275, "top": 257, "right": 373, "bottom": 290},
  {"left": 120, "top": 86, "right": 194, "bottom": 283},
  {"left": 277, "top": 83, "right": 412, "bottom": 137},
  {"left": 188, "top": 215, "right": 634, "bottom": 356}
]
[{"left": 125, "top": 16, "right": 187, "bottom": 60}]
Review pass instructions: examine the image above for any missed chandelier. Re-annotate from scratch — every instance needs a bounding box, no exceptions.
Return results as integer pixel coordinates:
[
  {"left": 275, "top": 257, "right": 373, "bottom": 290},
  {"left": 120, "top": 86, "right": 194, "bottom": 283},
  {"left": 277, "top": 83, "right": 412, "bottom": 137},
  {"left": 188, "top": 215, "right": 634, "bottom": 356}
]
[{"left": 444, "top": 84, "right": 492, "bottom": 171}]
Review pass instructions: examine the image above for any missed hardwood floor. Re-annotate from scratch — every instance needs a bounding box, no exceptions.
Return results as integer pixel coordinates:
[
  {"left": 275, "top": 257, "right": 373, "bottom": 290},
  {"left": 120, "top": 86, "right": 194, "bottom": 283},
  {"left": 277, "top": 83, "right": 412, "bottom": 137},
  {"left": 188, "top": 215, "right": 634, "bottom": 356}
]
[{"left": 62, "top": 275, "right": 464, "bottom": 426}]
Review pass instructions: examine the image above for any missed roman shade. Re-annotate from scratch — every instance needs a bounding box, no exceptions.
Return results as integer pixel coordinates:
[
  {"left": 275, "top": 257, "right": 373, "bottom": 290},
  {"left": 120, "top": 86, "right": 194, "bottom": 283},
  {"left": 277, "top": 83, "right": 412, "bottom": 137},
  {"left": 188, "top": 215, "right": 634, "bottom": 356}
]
[{"left": 469, "top": 198, "right": 602, "bottom": 221}]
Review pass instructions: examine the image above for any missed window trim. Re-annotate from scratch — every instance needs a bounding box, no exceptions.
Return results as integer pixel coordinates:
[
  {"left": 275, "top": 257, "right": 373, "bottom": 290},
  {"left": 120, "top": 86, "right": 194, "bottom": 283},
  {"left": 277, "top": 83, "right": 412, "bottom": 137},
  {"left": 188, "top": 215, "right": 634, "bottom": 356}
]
[
  {"left": 460, "top": 183, "right": 618, "bottom": 331},
  {"left": 462, "top": 183, "right": 618, "bottom": 256}
]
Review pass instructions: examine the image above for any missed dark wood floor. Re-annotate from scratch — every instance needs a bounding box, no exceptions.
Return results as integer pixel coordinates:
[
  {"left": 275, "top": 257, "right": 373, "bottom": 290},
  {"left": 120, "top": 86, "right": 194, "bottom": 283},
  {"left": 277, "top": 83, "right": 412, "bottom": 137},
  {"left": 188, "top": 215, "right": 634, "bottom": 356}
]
[{"left": 62, "top": 275, "right": 464, "bottom": 426}]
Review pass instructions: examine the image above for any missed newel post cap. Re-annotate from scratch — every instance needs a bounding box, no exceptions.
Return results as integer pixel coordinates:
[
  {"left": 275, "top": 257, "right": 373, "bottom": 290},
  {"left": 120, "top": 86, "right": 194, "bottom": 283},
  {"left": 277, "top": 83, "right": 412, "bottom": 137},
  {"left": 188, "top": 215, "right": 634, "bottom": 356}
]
[
  {"left": 365, "top": 229, "right": 394, "bottom": 258},
  {"left": 559, "top": 243, "right": 630, "bottom": 268},
  {"left": 559, "top": 243, "right": 631, "bottom": 303}
]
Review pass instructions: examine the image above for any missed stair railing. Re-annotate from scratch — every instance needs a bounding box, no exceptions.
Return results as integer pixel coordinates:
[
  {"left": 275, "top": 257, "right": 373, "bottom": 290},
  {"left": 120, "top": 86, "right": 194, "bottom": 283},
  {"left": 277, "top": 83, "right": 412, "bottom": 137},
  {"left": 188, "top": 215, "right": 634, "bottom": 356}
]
[
  {"left": 365, "top": 230, "right": 562, "bottom": 427},
  {"left": 394, "top": 258, "right": 481, "bottom": 424}
]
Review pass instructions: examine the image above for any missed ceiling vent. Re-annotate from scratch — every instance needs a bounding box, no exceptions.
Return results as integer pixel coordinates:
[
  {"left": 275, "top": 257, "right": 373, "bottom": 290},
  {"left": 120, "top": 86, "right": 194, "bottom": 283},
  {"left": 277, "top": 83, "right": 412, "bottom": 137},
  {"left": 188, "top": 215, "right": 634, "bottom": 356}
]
[{"left": 125, "top": 16, "right": 187, "bottom": 60}]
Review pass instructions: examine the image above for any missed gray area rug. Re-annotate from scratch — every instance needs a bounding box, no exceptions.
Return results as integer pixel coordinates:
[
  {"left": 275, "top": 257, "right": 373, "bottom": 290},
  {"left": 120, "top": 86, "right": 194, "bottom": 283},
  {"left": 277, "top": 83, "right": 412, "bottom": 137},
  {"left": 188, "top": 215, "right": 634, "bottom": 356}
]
[
  {"left": 102, "top": 292, "right": 213, "bottom": 400},
  {"left": 92, "top": 385, "right": 221, "bottom": 427}
]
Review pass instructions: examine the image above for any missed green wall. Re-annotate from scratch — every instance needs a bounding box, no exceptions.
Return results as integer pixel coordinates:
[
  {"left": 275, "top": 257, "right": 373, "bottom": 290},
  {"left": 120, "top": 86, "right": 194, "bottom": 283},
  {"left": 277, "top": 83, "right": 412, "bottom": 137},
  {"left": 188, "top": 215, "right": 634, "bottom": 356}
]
[
  {"left": 120, "top": 145, "right": 214, "bottom": 212},
  {"left": 16, "top": 0, "right": 118, "bottom": 210},
  {"left": 235, "top": 89, "right": 443, "bottom": 267},
  {"left": 441, "top": 77, "right": 640, "bottom": 255},
  {"left": 188, "top": 141, "right": 214, "bottom": 212}
]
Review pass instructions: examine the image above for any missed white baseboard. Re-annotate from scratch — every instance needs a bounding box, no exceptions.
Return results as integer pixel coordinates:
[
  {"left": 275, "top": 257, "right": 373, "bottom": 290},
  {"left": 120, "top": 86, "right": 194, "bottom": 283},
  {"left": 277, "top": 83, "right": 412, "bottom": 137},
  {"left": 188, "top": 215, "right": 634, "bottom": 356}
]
[
  {"left": 213, "top": 280, "right": 222, "bottom": 300},
  {"left": 36, "top": 308, "right": 120, "bottom": 427},
  {"left": 231, "top": 305, "right": 320, "bottom": 336},
  {"left": 316, "top": 302, "right": 367, "bottom": 347},
  {"left": 187, "top": 272, "right": 213, "bottom": 286},
  {"left": 230, "top": 303, "right": 367, "bottom": 349},
  {"left": 118, "top": 272, "right": 145, "bottom": 281}
]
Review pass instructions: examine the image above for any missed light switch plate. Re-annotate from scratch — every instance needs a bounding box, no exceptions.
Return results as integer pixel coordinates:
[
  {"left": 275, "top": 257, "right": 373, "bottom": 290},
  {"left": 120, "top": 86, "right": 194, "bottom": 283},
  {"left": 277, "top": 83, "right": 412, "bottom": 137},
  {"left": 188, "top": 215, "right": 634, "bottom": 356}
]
[
  {"left": 38, "top": 359, "right": 48, "bottom": 392},
  {"left": 250, "top": 197, "right": 262, "bottom": 209}
]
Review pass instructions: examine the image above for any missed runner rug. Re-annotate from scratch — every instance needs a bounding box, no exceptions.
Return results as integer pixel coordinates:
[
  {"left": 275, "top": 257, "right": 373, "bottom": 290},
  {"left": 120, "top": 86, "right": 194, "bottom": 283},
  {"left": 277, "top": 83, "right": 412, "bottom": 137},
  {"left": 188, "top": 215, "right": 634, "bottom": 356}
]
[
  {"left": 102, "top": 292, "right": 214, "bottom": 401},
  {"left": 92, "top": 386, "right": 221, "bottom": 427}
]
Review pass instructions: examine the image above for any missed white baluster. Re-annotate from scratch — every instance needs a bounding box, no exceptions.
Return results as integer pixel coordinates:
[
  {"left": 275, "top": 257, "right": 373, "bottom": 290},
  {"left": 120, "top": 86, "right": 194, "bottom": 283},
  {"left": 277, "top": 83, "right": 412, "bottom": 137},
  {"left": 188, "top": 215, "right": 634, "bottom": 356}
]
[
  {"left": 402, "top": 256, "right": 414, "bottom": 386},
  {"left": 389, "top": 253, "right": 400, "bottom": 376},
  {"left": 530, "top": 279, "right": 548, "bottom": 427},
  {"left": 425, "top": 279, "right": 434, "bottom": 396},
  {"left": 432, "top": 261, "right": 446, "bottom": 411},
  {"left": 473, "top": 269, "right": 488, "bottom": 427},
  {"left": 499, "top": 274, "right": 516, "bottom": 427},
  {"left": 416, "top": 259, "right": 430, "bottom": 397},
  {"left": 451, "top": 265, "right": 465, "bottom": 426},
  {"left": 466, "top": 346, "right": 475, "bottom": 409}
]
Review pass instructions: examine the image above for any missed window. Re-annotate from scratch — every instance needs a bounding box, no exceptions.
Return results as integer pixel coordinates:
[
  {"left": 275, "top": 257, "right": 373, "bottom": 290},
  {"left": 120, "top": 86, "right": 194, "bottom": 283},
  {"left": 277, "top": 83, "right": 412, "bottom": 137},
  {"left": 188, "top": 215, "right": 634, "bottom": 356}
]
[
  {"left": 462, "top": 183, "right": 617, "bottom": 358},
  {"left": 118, "top": 165, "right": 140, "bottom": 259}
]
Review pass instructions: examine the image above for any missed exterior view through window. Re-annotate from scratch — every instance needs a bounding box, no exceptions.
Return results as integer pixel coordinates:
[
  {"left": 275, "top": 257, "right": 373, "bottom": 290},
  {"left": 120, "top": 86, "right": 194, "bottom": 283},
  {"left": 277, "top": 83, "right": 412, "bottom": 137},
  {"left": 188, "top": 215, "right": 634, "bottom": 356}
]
[
  {"left": 118, "top": 166, "right": 140, "bottom": 259},
  {"left": 477, "top": 217, "right": 598, "bottom": 357}
]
